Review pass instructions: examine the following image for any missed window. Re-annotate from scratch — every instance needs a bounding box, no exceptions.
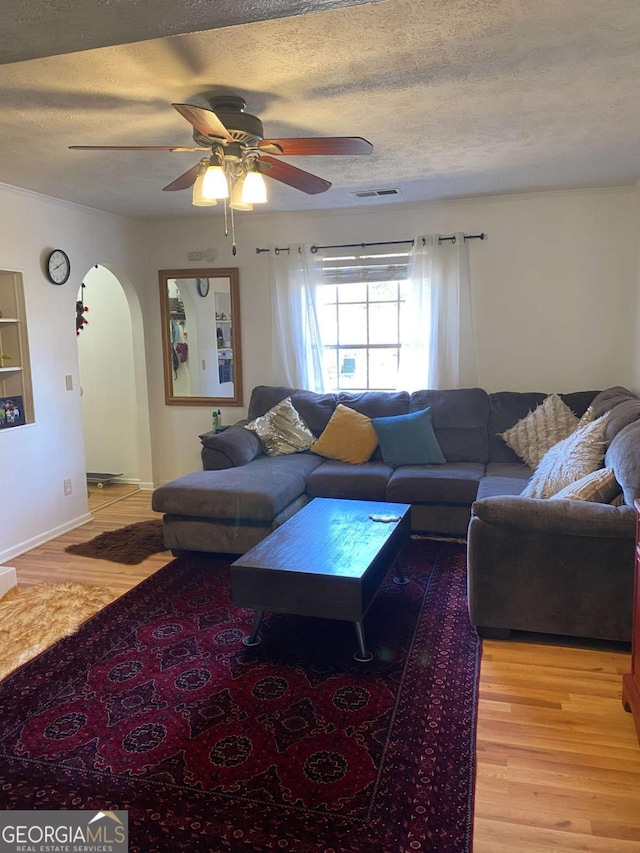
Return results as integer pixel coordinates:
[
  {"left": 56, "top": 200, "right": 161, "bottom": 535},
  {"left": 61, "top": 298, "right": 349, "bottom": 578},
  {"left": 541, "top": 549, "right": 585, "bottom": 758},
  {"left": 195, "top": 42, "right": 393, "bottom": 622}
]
[{"left": 318, "top": 251, "right": 410, "bottom": 392}]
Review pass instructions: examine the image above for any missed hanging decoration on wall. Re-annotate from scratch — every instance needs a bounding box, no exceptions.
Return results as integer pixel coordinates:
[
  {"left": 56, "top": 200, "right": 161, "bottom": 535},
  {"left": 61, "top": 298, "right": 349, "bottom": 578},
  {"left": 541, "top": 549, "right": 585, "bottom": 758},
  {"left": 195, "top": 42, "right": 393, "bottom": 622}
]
[{"left": 76, "top": 282, "right": 89, "bottom": 335}]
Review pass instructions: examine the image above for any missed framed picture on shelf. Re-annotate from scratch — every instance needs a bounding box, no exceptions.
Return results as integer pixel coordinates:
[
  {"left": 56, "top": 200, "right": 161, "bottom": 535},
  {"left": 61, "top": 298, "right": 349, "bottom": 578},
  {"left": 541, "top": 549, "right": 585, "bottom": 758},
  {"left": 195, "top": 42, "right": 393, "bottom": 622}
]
[{"left": 0, "top": 395, "right": 25, "bottom": 428}]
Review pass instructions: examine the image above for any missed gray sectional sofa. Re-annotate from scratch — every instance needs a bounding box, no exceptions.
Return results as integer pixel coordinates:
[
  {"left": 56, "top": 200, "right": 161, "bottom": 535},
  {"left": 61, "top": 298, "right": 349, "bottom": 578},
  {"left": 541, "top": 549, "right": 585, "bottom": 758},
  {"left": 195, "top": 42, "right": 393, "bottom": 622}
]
[{"left": 152, "top": 384, "right": 640, "bottom": 642}]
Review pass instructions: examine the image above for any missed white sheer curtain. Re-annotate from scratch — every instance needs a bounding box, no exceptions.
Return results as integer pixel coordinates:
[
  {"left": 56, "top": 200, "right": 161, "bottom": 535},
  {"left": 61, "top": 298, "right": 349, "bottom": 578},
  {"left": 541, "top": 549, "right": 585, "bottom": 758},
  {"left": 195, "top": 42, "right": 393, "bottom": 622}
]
[
  {"left": 397, "top": 233, "right": 477, "bottom": 391},
  {"left": 269, "top": 244, "right": 327, "bottom": 391}
]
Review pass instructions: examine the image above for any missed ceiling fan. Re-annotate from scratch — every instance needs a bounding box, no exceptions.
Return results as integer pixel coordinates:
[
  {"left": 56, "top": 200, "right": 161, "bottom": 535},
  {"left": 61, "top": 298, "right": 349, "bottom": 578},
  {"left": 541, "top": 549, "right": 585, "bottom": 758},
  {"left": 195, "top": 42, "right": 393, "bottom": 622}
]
[{"left": 70, "top": 94, "right": 374, "bottom": 198}]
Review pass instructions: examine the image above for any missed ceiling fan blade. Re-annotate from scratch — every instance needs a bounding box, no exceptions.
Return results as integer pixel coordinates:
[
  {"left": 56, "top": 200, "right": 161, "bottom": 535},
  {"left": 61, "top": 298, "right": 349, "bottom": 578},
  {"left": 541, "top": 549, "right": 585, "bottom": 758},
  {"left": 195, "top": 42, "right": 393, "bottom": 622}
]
[
  {"left": 172, "top": 103, "right": 233, "bottom": 142},
  {"left": 69, "top": 145, "right": 201, "bottom": 152},
  {"left": 258, "top": 156, "right": 331, "bottom": 194},
  {"left": 162, "top": 163, "right": 201, "bottom": 192},
  {"left": 259, "top": 137, "right": 373, "bottom": 156}
]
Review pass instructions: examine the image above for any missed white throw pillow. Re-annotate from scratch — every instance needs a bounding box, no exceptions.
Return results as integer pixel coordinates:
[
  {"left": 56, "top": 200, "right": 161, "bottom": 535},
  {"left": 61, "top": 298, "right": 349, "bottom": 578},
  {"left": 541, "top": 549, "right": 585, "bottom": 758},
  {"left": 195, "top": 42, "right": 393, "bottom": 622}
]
[
  {"left": 500, "top": 394, "right": 578, "bottom": 468},
  {"left": 520, "top": 414, "right": 609, "bottom": 499},
  {"left": 549, "top": 467, "right": 620, "bottom": 503}
]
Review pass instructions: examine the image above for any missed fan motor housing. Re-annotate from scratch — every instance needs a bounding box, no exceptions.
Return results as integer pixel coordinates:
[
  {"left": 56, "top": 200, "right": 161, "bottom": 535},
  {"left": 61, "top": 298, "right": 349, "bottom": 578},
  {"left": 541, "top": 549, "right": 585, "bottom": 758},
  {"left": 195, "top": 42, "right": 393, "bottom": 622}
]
[{"left": 193, "top": 95, "right": 264, "bottom": 147}]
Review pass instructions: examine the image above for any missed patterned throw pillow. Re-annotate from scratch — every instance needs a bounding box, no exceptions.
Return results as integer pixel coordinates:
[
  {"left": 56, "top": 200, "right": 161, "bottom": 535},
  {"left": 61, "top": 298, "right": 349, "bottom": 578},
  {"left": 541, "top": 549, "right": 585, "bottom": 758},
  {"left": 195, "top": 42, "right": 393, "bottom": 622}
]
[
  {"left": 576, "top": 405, "right": 596, "bottom": 428},
  {"left": 520, "top": 414, "right": 609, "bottom": 499},
  {"left": 549, "top": 467, "right": 620, "bottom": 503},
  {"left": 500, "top": 393, "right": 578, "bottom": 468},
  {"left": 244, "top": 397, "right": 315, "bottom": 456},
  {"left": 311, "top": 404, "right": 378, "bottom": 464}
]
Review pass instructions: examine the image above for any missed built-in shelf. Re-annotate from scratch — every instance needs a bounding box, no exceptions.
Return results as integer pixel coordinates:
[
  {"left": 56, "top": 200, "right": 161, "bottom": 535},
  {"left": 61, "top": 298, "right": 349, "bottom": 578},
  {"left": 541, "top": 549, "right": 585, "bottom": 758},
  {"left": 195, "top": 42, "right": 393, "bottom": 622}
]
[{"left": 0, "top": 270, "right": 33, "bottom": 428}]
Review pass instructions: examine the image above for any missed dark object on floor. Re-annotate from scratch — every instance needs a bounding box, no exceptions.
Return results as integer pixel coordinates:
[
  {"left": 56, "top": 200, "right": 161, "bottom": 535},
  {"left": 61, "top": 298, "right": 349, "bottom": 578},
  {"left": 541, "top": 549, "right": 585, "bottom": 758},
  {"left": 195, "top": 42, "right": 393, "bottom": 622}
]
[
  {"left": 0, "top": 540, "right": 480, "bottom": 853},
  {"left": 86, "top": 472, "right": 123, "bottom": 488},
  {"left": 65, "top": 519, "right": 166, "bottom": 564}
]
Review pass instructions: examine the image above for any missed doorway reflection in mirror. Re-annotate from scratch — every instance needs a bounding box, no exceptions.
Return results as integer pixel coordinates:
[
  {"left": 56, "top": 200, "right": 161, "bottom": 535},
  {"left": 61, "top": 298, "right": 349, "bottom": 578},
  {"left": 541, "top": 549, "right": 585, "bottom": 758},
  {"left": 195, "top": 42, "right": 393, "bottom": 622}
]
[{"left": 159, "top": 268, "right": 242, "bottom": 406}]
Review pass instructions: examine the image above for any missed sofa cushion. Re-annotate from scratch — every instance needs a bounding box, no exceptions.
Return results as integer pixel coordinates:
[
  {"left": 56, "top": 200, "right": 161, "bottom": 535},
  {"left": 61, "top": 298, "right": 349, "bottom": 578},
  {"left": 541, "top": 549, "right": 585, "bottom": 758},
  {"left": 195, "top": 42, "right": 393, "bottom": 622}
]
[
  {"left": 337, "top": 390, "right": 410, "bottom": 418},
  {"left": 550, "top": 467, "right": 620, "bottom": 503},
  {"left": 499, "top": 393, "right": 578, "bottom": 468},
  {"left": 248, "top": 386, "right": 337, "bottom": 437},
  {"left": 200, "top": 422, "right": 262, "bottom": 469},
  {"left": 311, "top": 404, "right": 379, "bottom": 464},
  {"left": 605, "top": 419, "right": 640, "bottom": 506},
  {"left": 521, "top": 415, "right": 609, "bottom": 499},
  {"left": 476, "top": 476, "right": 528, "bottom": 500},
  {"left": 306, "top": 460, "right": 394, "bottom": 501},
  {"left": 590, "top": 386, "right": 636, "bottom": 418},
  {"left": 244, "top": 397, "right": 315, "bottom": 456},
  {"left": 477, "top": 462, "right": 531, "bottom": 500},
  {"left": 371, "top": 407, "right": 446, "bottom": 467},
  {"left": 409, "top": 388, "right": 489, "bottom": 463},
  {"left": 387, "top": 463, "right": 485, "bottom": 505},
  {"left": 153, "top": 454, "right": 323, "bottom": 522}
]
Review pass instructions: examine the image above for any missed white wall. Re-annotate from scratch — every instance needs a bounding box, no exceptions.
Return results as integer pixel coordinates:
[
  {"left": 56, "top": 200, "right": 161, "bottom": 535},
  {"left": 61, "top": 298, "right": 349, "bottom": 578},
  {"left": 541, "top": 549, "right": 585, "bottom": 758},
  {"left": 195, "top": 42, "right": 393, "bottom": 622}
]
[
  {"left": 77, "top": 265, "right": 138, "bottom": 481},
  {"left": 1, "top": 181, "right": 639, "bottom": 561},
  {"left": 146, "top": 186, "right": 639, "bottom": 481},
  {"left": 0, "top": 183, "right": 151, "bottom": 562}
]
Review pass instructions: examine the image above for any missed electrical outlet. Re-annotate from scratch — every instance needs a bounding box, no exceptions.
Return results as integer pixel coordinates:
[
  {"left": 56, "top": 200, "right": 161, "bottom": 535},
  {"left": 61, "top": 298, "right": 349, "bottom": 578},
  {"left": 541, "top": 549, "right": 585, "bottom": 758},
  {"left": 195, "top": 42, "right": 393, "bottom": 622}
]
[
  {"left": 64, "top": 478, "right": 72, "bottom": 496},
  {"left": 187, "top": 250, "right": 202, "bottom": 261}
]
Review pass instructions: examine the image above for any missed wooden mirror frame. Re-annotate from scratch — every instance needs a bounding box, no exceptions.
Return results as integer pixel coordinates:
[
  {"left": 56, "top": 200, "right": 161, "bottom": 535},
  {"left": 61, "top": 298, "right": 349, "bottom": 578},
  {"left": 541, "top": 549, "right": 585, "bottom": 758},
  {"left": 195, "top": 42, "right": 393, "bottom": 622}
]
[{"left": 159, "top": 267, "right": 243, "bottom": 406}]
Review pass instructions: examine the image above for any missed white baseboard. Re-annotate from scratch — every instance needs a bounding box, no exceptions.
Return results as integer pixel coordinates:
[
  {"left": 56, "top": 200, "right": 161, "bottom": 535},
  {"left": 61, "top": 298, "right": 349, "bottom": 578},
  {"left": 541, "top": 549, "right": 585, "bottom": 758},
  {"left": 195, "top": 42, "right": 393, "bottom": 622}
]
[
  {"left": 0, "top": 566, "right": 17, "bottom": 598},
  {"left": 111, "top": 478, "right": 154, "bottom": 491},
  {"left": 0, "top": 513, "right": 92, "bottom": 564}
]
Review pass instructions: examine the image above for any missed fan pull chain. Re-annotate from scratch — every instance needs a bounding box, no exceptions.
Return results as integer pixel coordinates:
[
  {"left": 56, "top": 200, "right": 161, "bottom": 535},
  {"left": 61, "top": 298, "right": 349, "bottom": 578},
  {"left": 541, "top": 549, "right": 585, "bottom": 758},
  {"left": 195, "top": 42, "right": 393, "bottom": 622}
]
[
  {"left": 223, "top": 198, "right": 229, "bottom": 237},
  {"left": 230, "top": 204, "right": 237, "bottom": 256}
]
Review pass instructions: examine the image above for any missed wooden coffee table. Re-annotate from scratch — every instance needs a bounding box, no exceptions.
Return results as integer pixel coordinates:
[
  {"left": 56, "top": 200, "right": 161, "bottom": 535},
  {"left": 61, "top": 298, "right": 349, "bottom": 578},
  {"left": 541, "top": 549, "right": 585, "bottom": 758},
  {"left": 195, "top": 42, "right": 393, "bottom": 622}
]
[{"left": 231, "top": 497, "right": 411, "bottom": 661}]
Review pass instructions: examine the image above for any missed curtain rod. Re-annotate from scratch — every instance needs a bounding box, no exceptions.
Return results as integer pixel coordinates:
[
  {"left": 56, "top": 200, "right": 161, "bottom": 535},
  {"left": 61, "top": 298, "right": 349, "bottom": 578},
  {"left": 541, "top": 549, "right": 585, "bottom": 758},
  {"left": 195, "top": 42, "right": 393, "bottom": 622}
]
[{"left": 255, "top": 233, "right": 485, "bottom": 254}]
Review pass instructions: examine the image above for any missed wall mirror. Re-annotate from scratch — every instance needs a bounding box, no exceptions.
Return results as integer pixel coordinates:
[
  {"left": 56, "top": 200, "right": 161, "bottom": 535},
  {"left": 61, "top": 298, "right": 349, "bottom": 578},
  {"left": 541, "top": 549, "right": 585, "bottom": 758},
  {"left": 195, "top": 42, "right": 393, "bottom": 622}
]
[{"left": 159, "top": 267, "right": 243, "bottom": 406}]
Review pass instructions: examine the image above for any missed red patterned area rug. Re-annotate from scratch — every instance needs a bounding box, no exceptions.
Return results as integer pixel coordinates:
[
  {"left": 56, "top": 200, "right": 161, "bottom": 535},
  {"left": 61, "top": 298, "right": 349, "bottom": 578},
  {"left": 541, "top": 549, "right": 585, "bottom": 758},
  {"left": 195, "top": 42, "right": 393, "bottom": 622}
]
[{"left": 0, "top": 540, "right": 480, "bottom": 853}]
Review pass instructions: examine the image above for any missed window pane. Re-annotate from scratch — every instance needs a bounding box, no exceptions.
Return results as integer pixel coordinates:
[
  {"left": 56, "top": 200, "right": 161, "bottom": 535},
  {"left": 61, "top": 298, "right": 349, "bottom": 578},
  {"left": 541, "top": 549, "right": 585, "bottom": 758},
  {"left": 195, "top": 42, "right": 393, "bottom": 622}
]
[
  {"left": 321, "top": 303, "right": 338, "bottom": 346},
  {"left": 369, "top": 348, "right": 399, "bottom": 389},
  {"left": 369, "top": 281, "right": 398, "bottom": 301},
  {"left": 338, "top": 303, "right": 367, "bottom": 345},
  {"left": 369, "top": 302, "right": 398, "bottom": 345},
  {"left": 337, "top": 282, "right": 367, "bottom": 303},
  {"left": 337, "top": 348, "right": 367, "bottom": 390},
  {"left": 322, "top": 284, "right": 337, "bottom": 305},
  {"left": 324, "top": 349, "right": 338, "bottom": 391}
]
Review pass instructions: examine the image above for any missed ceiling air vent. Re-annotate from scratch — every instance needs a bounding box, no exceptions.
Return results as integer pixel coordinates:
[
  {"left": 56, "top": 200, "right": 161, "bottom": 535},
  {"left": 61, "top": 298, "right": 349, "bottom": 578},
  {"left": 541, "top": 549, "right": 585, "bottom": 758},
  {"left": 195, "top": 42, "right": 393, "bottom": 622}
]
[{"left": 353, "top": 188, "right": 400, "bottom": 198}]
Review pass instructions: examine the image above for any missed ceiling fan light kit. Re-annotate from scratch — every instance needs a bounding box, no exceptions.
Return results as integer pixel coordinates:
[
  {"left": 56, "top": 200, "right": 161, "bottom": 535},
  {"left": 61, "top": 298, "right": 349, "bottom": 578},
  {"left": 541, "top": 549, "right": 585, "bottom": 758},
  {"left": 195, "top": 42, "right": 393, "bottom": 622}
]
[
  {"left": 192, "top": 160, "right": 218, "bottom": 206},
  {"left": 70, "top": 94, "right": 373, "bottom": 253}
]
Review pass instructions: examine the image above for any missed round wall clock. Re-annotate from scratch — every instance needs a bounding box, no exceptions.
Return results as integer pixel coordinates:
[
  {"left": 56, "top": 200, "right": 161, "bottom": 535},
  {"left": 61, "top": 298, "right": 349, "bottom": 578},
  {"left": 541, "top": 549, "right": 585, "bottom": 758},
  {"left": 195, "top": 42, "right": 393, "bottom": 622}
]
[
  {"left": 197, "top": 278, "right": 210, "bottom": 297},
  {"left": 46, "top": 249, "right": 71, "bottom": 285}
]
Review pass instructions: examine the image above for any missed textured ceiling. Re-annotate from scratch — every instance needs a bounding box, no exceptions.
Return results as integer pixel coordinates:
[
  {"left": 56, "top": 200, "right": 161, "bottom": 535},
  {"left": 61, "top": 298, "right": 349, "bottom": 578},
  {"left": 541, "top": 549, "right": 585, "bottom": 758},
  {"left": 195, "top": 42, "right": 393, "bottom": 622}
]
[{"left": 1, "top": 0, "right": 640, "bottom": 220}]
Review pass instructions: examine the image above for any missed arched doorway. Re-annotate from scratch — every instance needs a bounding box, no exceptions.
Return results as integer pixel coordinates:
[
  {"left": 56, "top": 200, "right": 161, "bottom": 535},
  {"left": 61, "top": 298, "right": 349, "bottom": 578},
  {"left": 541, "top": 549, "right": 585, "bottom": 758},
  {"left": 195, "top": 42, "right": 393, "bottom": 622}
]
[{"left": 76, "top": 264, "right": 153, "bottom": 504}]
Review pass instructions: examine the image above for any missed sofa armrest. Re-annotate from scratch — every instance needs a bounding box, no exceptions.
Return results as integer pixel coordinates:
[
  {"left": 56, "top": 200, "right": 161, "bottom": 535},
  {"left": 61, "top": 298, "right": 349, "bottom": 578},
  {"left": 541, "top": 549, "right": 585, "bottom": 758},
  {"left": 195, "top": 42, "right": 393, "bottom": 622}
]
[
  {"left": 467, "top": 496, "right": 635, "bottom": 641},
  {"left": 470, "top": 495, "right": 635, "bottom": 539},
  {"left": 199, "top": 422, "right": 263, "bottom": 470}
]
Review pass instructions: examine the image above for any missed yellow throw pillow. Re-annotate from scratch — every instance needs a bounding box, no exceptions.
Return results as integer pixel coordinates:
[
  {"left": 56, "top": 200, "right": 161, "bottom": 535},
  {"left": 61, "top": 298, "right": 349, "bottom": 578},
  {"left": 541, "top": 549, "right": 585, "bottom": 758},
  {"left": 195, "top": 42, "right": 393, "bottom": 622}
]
[{"left": 311, "top": 404, "right": 378, "bottom": 464}]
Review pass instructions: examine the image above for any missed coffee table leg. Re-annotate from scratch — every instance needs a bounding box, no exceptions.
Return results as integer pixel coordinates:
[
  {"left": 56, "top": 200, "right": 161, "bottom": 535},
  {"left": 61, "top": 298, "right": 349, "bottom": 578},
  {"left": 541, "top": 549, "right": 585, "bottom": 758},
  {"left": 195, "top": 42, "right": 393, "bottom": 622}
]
[
  {"left": 353, "top": 621, "right": 374, "bottom": 663},
  {"left": 393, "top": 560, "right": 409, "bottom": 585},
  {"left": 242, "top": 609, "right": 264, "bottom": 647}
]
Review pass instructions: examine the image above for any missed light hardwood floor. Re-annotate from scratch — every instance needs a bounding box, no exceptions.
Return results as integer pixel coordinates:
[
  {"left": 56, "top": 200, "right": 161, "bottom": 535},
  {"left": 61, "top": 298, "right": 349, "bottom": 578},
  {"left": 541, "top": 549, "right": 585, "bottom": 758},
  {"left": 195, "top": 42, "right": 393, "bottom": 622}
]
[{"left": 3, "top": 490, "right": 640, "bottom": 850}]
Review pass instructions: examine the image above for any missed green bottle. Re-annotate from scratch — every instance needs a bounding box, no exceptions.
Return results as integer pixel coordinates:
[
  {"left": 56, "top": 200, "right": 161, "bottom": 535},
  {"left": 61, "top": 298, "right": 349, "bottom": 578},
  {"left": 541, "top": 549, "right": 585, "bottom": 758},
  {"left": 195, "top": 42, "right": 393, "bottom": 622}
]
[{"left": 212, "top": 410, "right": 218, "bottom": 431}]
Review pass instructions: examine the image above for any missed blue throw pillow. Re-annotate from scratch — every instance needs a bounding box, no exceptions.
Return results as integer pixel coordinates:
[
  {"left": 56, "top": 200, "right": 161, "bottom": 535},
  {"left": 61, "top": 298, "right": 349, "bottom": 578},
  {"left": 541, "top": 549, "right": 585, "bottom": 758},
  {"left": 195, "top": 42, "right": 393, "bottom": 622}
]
[{"left": 371, "top": 407, "right": 446, "bottom": 467}]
